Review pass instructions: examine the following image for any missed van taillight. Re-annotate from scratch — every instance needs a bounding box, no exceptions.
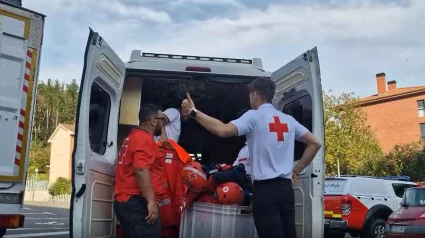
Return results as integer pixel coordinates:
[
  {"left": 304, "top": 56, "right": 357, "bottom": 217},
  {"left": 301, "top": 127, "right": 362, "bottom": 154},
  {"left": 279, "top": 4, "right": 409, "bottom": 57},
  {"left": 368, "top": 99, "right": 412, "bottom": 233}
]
[
  {"left": 185, "top": 66, "right": 211, "bottom": 72},
  {"left": 342, "top": 198, "right": 352, "bottom": 216}
]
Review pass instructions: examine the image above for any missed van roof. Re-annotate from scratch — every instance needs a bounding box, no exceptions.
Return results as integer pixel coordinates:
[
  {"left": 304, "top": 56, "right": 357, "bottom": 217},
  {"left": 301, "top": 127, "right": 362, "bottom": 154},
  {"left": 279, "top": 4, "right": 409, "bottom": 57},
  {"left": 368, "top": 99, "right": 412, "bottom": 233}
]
[{"left": 125, "top": 50, "right": 270, "bottom": 77}]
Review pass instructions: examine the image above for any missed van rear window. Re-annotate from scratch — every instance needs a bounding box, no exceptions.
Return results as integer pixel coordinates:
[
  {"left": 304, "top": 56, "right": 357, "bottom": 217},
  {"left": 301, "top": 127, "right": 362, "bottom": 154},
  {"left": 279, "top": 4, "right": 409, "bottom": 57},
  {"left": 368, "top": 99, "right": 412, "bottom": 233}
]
[{"left": 324, "top": 179, "right": 348, "bottom": 194}]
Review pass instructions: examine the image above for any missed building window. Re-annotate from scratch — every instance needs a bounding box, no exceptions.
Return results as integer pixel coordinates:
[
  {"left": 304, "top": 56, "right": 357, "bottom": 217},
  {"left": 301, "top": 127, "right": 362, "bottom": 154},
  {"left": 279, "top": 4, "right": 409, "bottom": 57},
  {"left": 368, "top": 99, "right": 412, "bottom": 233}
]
[
  {"left": 418, "top": 99, "right": 425, "bottom": 117},
  {"left": 420, "top": 123, "right": 425, "bottom": 140}
]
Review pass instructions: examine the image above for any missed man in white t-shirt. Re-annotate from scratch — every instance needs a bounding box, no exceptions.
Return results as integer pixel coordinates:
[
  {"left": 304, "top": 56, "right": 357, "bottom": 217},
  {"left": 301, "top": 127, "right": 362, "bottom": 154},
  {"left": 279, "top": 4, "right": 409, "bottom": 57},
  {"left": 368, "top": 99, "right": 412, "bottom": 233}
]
[
  {"left": 232, "top": 142, "right": 251, "bottom": 175},
  {"left": 181, "top": 77, "right": 321, "bottom": 238},
  {"left": 154, "top": 108, "right": 181, "bottom": 143}
]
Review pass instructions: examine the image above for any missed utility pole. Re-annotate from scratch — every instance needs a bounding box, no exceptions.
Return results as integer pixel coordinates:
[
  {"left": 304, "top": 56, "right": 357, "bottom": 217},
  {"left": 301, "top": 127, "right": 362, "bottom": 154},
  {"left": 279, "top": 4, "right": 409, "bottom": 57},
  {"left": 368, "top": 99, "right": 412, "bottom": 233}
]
[{"left": 407, "top": 57, "right": 410, "bottom": 81}]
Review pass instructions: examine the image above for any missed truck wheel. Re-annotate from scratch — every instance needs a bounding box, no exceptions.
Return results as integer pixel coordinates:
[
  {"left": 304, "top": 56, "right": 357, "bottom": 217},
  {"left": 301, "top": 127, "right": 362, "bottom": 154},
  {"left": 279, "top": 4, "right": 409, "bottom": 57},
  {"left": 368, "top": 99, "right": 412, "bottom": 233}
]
[
  {"left": 361, "top": 218, "right": 386, "bottom": 238},
  {"left": 0, "top": 229, "right": 6, "bottom": 238}
]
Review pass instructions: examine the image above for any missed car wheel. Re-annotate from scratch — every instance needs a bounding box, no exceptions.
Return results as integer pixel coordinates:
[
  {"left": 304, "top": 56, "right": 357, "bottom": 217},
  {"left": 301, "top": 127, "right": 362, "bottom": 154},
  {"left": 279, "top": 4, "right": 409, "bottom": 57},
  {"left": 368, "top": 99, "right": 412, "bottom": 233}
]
[
  {"left": 0, "top": 229, "right": 6, "bottom": 238},
  {"left": 324, "top": 230, "right": 346, "bottom": 238},
  {"left": 361, "top": 218, "right": 386, "bottom": 238}
]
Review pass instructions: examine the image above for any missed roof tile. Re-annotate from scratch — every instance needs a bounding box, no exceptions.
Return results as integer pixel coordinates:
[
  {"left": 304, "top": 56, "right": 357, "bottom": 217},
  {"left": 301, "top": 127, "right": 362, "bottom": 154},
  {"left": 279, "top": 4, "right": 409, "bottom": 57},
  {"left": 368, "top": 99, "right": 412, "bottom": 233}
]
[
  {"left": 59, "top": 123, "right": 75, "bottom": 133},
  {"left": 359, "top": 86, "right": 425, "bottom": 103}
]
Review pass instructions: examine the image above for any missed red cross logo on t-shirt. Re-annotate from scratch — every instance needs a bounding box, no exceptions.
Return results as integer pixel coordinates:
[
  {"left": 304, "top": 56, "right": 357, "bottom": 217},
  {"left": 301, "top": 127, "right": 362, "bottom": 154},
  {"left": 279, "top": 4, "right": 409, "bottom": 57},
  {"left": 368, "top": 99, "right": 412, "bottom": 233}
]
[{"left": 269, "top": 116, "right": 289, "bottom": 141}]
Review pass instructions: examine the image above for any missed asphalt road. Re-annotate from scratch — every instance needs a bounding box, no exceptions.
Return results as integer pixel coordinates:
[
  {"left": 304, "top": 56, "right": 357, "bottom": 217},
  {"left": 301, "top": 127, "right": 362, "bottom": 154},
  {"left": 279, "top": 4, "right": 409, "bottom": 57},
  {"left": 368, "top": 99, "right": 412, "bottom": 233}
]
[
  {"left": 4, "top": 205, "right": 69, "bottom": 238},
  {"left": 3, "top": 204, "right": 355, "bottom": 238}
]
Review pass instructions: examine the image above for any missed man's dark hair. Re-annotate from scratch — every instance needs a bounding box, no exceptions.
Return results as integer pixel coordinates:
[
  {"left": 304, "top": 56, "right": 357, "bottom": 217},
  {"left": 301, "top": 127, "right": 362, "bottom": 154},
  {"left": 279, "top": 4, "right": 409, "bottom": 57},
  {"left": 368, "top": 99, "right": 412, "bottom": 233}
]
[
  {"left": 248, "top": 77, "right": 276, "bottom": 102},
  {"left": 139, "top": 103, "right": 162, "bottom": 123}
]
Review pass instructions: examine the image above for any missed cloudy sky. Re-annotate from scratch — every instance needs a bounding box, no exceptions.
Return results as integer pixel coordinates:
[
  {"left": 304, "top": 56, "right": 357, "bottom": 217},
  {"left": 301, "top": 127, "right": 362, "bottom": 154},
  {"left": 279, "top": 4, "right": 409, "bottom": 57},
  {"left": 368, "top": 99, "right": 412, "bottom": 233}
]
[{"left": 24, "top": 0, "right": 424, "bottom": 97}]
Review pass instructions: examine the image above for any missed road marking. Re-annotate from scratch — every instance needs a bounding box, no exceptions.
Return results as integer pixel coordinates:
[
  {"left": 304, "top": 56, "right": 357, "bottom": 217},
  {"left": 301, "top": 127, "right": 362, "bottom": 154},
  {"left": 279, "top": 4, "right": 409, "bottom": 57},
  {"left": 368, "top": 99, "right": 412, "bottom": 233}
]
[
  {"left": 35, "top": 221, "right": 64, "bottom": 225},
  {"left": 21, "top": 212, "right": 56, "bottom": 215},
  {"left": 22, "top": 207, "right": 34, "bottom": 210},
  {"left": 25, "top": 218, "right": 68, "bottom": 220},
  {"left": 10, "top": 228, "right": 68, "bottom": 231},
  {"left": 4, "top": 231, "right": 69, "bottom": 237}
]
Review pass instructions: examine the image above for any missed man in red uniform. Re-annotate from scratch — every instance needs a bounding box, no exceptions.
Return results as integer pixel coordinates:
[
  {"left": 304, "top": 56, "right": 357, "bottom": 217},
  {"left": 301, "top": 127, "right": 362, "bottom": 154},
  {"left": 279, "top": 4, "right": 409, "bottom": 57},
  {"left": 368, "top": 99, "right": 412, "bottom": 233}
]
[{"left": 114, "top": 104, "right": 168, "bottom": 238}]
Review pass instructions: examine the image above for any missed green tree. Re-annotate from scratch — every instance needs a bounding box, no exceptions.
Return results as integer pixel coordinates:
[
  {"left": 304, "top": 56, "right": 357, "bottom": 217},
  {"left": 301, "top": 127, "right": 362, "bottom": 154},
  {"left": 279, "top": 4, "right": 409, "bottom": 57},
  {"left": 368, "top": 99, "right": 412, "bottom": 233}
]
[
  {"left": 29, "top": 79, "right": 79, "bottom": 182},
  {"left": 28, "top": 141, "right": 50, "bottom": 176},
  {"left": 48, "top": 177, "right": 72, "bottom": 196},
  {"left": 324, "top": 90, "right": 383, "bottom": 176},
  {"left": 375, "top": 141, "right": 425, "bottom": 181},
  {"left": 32, "top": 79, "right": 79, "bottom": 145}
]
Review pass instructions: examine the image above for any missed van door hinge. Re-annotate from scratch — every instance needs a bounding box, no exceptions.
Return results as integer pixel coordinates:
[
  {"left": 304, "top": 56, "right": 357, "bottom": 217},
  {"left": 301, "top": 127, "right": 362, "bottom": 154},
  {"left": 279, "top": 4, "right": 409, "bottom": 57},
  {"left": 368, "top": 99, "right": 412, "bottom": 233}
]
[
  {"left": 76, "top": 160, "right": 85, "bottom": 175},
  {"left": 303, "top": 52, "right": 313, "bottom": 62},
  {"left": 92, "top": 32, "right": 99, "bottom": 46},
  {"left": 282, "top": 88, "right": 297, "bottom": 100}
]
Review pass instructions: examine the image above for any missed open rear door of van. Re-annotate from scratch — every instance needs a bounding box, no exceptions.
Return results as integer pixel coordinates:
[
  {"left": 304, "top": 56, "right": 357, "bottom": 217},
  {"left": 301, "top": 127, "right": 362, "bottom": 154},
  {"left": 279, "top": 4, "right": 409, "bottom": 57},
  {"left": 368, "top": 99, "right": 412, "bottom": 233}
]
[
  {"left": 271, "top": 47, "right": 325, "bottom": 238},
  {"left": 70, "top": 29, "right": 125, "bottom": 238}
]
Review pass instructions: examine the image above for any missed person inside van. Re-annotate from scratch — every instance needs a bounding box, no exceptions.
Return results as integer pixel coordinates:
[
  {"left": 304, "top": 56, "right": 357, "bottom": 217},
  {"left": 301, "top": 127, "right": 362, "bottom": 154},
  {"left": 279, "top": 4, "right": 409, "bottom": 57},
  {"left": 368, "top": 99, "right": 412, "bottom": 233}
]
[
  {"left": 155, "top": 107, "right": 181, "bottom": 143},
  {"left": 233, "top": 142, "right": 250, "bottom": 174},
  {"left": 181, "top": 77, "right": 321, "bottom": 238},
  {"left": 114, "top": 104, "right": 168, "bottom": 238},
  {"left": 232, "top": 109, "right": 251, "bottom": 176}
]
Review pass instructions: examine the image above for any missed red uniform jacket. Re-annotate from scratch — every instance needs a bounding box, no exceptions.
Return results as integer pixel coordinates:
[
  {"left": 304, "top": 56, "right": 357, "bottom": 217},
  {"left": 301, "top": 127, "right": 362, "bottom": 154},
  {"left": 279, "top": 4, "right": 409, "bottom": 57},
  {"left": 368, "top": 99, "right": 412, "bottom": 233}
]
[{"left": 157, "top": 140, "right": 192, "bottom": 238}]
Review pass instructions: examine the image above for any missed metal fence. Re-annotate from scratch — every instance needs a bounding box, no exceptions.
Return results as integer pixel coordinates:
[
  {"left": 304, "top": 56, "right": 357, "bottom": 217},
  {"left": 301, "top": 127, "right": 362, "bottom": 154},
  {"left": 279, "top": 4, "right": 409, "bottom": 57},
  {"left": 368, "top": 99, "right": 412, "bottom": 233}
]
[
  {"left": 44, "top": 194, "right": 71, "bottom": 203},
  {"left": 25, "top": 179, "right": 51, "bottom": 190},
  {"left": 24, "top": 179, "right": 71, "bottom": 203},
  {"left": 2, "top": 0, "right": 22, "bottom": 7}
]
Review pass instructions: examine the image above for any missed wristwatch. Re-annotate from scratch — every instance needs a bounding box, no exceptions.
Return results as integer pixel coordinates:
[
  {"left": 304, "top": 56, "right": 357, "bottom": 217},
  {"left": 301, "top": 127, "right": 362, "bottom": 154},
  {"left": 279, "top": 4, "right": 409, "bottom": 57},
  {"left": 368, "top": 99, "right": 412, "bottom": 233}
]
[{"left": 189, "top": 108, "right": 198, "bottom": 118}]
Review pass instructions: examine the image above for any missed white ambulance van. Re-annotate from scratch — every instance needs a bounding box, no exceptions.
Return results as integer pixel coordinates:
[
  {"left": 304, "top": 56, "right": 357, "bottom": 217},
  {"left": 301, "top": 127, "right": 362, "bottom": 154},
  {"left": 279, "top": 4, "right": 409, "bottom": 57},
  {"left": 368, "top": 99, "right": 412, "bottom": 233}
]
[
  {"left": 0, "top": 0, "right": 44, "bottom": 236},
  {"left": 70, "top": 29, "right": 325, "bottom": 238}
]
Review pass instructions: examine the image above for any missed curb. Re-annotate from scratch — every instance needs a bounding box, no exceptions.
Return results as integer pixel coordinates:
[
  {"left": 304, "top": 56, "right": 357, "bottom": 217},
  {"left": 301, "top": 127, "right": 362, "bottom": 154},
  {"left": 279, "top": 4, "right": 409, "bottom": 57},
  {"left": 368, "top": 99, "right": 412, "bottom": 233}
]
[{"left": 24, "top": 201, "right": 70, "bottom": 209}]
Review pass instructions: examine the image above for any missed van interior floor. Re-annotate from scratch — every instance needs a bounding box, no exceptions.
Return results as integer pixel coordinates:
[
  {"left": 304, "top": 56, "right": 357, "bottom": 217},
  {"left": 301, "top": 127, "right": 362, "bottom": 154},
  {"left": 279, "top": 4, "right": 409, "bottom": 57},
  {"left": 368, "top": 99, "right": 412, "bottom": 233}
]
[{"left": 118, "top": 75, "right": 253, "bottom": 166}]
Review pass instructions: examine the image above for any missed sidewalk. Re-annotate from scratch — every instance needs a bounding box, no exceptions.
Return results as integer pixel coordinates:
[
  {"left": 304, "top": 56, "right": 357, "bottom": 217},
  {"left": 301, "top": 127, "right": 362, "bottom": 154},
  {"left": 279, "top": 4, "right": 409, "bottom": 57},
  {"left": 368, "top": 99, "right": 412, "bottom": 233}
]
[{"left": 24, "top": 201, "right": 70, "bottom": 209}]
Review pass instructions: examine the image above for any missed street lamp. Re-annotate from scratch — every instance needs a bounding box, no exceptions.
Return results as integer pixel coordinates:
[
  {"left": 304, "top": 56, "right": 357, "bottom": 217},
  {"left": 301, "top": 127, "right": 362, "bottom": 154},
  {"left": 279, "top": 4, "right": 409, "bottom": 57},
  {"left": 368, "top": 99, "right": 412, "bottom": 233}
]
[{"left": 35, "top": 168, "right": 39, "bottom": 183}]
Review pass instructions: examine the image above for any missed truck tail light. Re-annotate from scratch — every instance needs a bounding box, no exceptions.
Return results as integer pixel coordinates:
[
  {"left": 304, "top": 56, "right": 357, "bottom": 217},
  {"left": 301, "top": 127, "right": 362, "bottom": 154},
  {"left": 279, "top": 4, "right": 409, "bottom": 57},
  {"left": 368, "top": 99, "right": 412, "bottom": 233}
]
[
  {"left": 342, "top": 198, "right": 352, "bottom": 216},
  {"left": 0, "top": 215, "right": 24, "bottom": 228},
  {"left": 185, "top": 66, "right": 211, "bottom": 72}
]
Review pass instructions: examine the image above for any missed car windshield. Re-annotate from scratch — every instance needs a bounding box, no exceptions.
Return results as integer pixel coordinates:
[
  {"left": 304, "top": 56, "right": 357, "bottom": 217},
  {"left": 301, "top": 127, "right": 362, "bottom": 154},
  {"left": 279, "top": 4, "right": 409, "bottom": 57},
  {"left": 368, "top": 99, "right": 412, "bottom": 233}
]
[
  {"left": 324, "top": 178, "right": 348, "bottom": 195},
  {"left": 402, "top": 188, "right": 425, "bottom": 206}
]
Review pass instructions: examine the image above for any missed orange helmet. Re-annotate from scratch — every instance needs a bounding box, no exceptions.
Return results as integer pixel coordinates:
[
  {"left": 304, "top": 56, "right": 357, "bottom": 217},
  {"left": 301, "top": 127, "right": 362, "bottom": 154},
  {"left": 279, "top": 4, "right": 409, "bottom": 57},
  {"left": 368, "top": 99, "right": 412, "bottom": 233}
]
[
  {"left": 182, "top": 162, "right": 208, "bottom": 193},
  {"left": 196, "top": 192, "right": 218, "bottom": 204},
  {"left": 215, "top": 182, "right": 245, "bottom": 206}
]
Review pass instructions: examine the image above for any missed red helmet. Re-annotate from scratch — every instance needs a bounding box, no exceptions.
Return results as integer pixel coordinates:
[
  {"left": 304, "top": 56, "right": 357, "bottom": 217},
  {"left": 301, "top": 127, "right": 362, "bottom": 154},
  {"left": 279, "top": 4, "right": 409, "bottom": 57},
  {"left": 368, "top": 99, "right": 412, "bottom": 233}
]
[
  {"left": 182, "top": 161, "right": 208, "bottom": 193},
  {"left": 215, "top": 182, "right": 245, "bottom": 206},
  {"left": 196, "top": 192, "right": 218, "bottom": 204}
]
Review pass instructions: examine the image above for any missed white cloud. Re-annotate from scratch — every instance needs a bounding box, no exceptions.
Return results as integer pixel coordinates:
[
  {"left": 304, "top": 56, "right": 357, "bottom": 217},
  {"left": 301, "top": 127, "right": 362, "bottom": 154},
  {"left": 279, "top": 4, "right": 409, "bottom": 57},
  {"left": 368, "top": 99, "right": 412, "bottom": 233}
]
[
  {"left": 25, "top": 0, "right": 425, "bottom": 97},
  {"left": 170, "top": 0, "right": 244, "bottom": 7},
  {"left": 25, "top": 0, "right": 172, "bottom": 25}
]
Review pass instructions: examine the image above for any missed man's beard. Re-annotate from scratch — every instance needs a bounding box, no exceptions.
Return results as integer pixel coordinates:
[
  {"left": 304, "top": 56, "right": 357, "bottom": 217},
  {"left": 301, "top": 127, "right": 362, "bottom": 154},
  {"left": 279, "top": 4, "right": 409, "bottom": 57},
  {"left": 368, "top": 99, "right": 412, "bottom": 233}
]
[{"left": 154, "top": 127, "right": 162, "bottom": 136}]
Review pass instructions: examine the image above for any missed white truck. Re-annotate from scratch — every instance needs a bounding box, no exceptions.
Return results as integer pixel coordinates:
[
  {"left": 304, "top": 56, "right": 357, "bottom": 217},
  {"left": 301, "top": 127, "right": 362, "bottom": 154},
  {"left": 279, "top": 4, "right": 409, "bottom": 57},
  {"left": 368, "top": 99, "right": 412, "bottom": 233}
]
[
  {"left": 0, "top": 0, "right": 44, "bottom": 236},
  {"left": 70, "top": 29, "right": 326, "bottom": 238}
]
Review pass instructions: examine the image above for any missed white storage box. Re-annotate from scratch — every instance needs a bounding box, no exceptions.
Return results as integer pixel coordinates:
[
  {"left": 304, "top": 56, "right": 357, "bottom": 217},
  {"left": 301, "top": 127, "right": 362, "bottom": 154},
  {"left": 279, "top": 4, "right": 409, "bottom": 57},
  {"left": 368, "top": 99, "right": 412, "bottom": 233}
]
[{"left": 179, "top": 202, "right": 259, "bottom": 238}]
